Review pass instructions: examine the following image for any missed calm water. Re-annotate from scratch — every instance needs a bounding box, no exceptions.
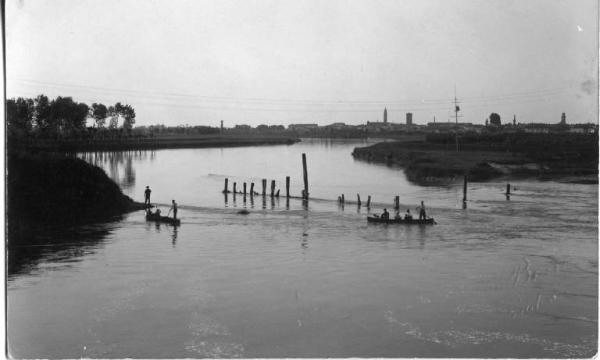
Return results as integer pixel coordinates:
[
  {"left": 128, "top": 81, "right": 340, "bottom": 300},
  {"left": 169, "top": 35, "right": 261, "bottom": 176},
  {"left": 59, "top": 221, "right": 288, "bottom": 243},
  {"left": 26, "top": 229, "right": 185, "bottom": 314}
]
[{"left": 8, "top": 139, "right": 598, "bottom": 358}]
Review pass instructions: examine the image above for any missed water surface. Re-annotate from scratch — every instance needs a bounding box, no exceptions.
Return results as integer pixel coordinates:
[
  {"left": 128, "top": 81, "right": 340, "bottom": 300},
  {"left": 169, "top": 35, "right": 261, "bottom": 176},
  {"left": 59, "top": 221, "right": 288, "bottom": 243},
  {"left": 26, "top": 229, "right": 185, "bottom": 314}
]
[{"left": 8, "top": 139, "right": 598, "bottom": 358}]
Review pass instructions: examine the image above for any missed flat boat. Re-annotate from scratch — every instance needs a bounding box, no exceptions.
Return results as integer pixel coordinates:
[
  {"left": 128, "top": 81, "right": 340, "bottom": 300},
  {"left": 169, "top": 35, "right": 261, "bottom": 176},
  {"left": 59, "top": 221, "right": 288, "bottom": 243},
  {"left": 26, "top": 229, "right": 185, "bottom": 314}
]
[
  {"left": 367, "top": 216, "right": 435, "bottom": 225},
  {"left": 146, "top": 213, "right": 181, "bottom": 225}
]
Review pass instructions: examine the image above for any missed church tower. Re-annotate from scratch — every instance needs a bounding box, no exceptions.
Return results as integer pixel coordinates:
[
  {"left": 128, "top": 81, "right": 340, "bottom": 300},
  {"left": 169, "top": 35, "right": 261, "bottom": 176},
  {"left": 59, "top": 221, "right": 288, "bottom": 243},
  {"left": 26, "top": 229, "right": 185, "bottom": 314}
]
[{"left": 383, "top": 108, "right": 388, "bottom": 123}]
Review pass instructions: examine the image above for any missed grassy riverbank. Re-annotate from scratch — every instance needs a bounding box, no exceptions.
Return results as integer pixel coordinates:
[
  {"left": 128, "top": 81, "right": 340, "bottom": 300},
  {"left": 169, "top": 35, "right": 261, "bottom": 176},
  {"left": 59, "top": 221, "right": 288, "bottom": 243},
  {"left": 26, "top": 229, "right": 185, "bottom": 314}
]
[
  {"left": 352, "top": 132, "right": 598, "bottom": 184},
  {"left": 7, "top": 151, "right": 145, "bottom": 237}
]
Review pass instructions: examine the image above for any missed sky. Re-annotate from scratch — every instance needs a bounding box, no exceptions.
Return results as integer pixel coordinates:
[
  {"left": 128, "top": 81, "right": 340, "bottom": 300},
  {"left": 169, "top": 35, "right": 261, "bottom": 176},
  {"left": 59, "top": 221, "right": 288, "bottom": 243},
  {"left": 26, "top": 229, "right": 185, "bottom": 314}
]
[{"left": 5, "top": 0, "right": 599, "bottom": 127}]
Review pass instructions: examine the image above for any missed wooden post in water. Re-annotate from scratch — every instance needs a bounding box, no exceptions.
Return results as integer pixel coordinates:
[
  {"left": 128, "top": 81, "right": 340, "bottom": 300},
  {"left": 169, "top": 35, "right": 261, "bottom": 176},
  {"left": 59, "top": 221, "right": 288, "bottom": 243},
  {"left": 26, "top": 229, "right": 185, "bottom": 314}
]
[
  {"left": 275, "top": 189, "right": 280, "bottom": 197},
  {"left": 357, "top": 194, "right": 361, "bottom": 206},
  {"left": 394, "top": 196, "right": 400, "bottom": 210},
  {"left": 270, "top": 180, "right": 275, "bottom": 197},
  {"left": 223, "top": 178, "right": 229, "bottom": 193},
  {"left": 233, "top": 182, "right": 237, "bottom": 194},
  {"left": 302, "top": 153, "right": 309, "bottom": 200},
  {"left": 506, "top": 183, "right": 511, "bottom": 195},
  {"left": 286, "top": 176, "right": 290, "bottom": 198},
  {"left": 262, "top": 179, "right": 267, "bottom": 196},
  {"left": 462, "top": 175, "right": 468, "bottom": 204},
  {"left": 250, "top": 182, "right": 255, "bottom": 195},
  {"left": 366, "top": 195, "right": 371, "bottom": 208},
  {"left": 243, "top": 182, "right": 247, "bottom": 196},
  {"left": 341, "top": 194, "right": 345, "bottom": 204}
]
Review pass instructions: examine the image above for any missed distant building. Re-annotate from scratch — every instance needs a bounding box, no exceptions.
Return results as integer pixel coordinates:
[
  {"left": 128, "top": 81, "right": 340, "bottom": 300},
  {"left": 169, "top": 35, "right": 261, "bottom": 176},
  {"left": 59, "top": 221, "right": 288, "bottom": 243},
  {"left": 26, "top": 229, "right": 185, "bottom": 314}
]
[
  {"left": 288, "top": 123, "right": 319, "bottom": 134},
  {"left": 326, "top": 122, "right": 347, "bottom": 130},
  {"left": 520, "top": 123, "right": 551, "bottom": 133},
  {"left": 406, "top": 113, "right": 413, "bottom": 125},
  {"left": 366, "top": 121, "right": 392, "bottom": 132},
  {"left": 560, "top": 112, "right": 566, "bottom": 125},
  {"left": 383, "top": 108, "right": 388, "bottom": 123},
  {"left": 426, "top": 122, "right": 480, "bottom": 133}
]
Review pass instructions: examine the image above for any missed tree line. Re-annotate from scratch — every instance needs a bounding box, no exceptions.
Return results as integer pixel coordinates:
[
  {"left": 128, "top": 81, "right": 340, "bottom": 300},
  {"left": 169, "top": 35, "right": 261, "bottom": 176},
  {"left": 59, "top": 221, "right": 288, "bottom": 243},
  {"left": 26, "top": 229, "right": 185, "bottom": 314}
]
[{"left": 7, "top": 94, "right": 136, "bottom": 140}]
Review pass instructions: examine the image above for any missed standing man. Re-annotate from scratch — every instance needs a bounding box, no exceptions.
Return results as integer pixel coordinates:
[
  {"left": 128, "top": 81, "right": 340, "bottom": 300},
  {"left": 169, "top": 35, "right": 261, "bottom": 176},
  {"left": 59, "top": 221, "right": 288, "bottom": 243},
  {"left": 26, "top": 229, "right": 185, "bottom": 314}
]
[
  {"left": 171, "top": 199, "right": 178, "bottom": 220},
  {"left": 144, "top": 186, "right": 152, "bottom": 206},
  {"left": 418, "top": 201, "right": 427, "bottom": 220}
]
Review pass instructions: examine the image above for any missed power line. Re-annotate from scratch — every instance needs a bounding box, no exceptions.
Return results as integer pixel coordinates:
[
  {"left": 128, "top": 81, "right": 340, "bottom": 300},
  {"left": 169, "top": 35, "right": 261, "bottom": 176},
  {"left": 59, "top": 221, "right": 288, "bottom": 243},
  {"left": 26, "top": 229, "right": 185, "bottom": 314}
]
[{"left": 8, "top": 77, "right": 577, "bottom": 108}]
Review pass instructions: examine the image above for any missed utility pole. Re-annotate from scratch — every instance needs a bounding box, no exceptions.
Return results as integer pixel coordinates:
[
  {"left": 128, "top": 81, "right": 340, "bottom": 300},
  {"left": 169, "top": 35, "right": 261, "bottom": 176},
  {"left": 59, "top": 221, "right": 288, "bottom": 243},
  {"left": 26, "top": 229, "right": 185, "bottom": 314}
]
[
  {"left": 454, "top": 85, "right": 461, "bottom": 125},
  {"left": 453, "top": 86, "right": 463, "bottom": 152}
]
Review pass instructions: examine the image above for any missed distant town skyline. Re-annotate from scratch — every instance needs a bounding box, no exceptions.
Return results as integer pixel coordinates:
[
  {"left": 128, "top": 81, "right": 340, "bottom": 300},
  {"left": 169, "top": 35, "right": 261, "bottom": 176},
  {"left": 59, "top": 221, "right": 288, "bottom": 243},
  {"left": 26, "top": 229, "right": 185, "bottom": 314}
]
[{"left": 6, "top": 0, "right": 598, "bottom": 127}]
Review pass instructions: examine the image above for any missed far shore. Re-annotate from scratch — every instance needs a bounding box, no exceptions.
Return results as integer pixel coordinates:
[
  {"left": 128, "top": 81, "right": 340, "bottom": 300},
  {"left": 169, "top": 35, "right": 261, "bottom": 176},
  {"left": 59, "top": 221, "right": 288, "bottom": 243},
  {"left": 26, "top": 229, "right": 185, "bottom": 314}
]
[{"left": 15, "top": 134, "right": 300, "bottom": 152}]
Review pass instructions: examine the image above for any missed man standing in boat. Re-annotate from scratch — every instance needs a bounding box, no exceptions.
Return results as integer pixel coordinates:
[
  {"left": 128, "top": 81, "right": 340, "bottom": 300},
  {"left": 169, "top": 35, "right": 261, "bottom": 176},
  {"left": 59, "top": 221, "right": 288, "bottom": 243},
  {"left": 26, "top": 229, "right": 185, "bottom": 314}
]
[
  {"left": 144, "top": 186, "right": 152, "bottom": 206},
  {"left": 170, "top": 200, "right": 178, "bottom": 220},
  {"left": 418, "top": 201, "right": 426, "bottom": 220}
]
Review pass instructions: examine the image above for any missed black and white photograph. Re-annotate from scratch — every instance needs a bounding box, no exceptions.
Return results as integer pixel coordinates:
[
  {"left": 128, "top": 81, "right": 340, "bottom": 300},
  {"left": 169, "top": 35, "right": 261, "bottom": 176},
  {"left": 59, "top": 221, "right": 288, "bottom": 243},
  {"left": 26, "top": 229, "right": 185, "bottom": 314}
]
[{"left": 5, "top": 0, "right": 598, "bottom": 358}]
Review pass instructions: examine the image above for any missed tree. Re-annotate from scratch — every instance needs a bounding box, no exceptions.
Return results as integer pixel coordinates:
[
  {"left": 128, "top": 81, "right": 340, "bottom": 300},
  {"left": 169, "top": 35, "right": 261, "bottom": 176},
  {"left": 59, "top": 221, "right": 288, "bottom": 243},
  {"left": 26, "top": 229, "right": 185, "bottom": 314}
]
[
  {"left": 7, "top": 97, "right": 34, "bottom": 137},
  {"left": 91, "top": 103, "right": 108, "bottom": 128},
  {"left": 48, "top": 97, "right": 89, "bottom": 134},
  {"left": 119, "top": 104, "right": 136, "bottom": 131},
  {"left": 33, "top": 94, "right": 51, "bottom": 131},
  {"left": 107, "top": 105, "right": 119, "bottom": 129},
  {"left": 489, "top": 113, "right": 501, "bottom": 126}
]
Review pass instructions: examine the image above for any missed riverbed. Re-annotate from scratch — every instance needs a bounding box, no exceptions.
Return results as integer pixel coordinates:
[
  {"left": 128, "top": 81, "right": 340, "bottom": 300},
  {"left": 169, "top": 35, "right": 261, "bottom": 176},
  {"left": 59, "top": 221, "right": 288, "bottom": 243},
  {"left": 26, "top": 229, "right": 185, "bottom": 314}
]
[{"left": 7, "top": 139, "right": 598, "bottom": 358}]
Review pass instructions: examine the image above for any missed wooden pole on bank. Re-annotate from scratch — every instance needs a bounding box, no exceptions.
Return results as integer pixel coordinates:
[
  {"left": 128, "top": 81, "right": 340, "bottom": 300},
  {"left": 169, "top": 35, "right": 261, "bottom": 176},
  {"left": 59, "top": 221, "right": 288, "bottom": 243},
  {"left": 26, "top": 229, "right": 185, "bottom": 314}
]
[
  {"left": 302, "top": 153, "right": 309, "bottom": 200},
  {"left": 286, "top": 176, "right": 290, "bottom": 198},
  {"left": 270, "top": 180, "right": 275, "bottom": 197},
  {"left": 262, "top": 179, "right": 266, "bottom": 196},
  {"left": 223, "top": 178, "right": 229, "bottom": 193},
  {"left": 394, "top": 196, "right": 400, "bottom": 210}
]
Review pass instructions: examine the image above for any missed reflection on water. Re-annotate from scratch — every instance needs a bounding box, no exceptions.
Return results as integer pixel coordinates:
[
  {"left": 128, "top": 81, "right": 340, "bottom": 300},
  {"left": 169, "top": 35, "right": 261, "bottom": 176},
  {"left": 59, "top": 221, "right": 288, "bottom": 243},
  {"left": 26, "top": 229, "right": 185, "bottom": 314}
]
[
  {"left": 7, "top": 219, "right": 120, "bottom": 277},
  {"left": 79, "top": 150, "right": 155, "bottom": 190}
]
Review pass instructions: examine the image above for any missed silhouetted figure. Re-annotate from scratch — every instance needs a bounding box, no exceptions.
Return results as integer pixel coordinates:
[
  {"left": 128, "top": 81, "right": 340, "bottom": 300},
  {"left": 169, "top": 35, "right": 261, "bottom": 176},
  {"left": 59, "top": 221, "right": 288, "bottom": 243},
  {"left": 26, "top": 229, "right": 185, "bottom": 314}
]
[
  {"left": 170, "top": 200, "right": 178, "bottom": 219},
  {"left": 418, "top": 201, "right": 426, "bottom": 220},
  {"left": 404, "top": 209, "right": 413, "bottom": 220},
  {"left": 381, "top": 208, "right": 390, "bottom": 220},
  {"left": 144, "top": 186, "right": 152, "bottom": 206}
]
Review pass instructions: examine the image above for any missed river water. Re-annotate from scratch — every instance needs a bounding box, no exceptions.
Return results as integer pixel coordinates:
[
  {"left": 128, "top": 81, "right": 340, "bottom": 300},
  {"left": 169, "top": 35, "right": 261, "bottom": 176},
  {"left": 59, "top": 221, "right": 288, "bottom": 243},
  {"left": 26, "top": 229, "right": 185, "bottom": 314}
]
[{"left": 7, "top": 139, "right": 598, "bottom": 358}]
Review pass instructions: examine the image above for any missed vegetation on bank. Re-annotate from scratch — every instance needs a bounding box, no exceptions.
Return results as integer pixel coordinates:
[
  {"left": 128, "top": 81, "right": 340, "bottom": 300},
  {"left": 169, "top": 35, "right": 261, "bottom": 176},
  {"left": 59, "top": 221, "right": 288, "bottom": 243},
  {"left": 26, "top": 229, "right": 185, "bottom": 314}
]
[
  {"left": 7, "top": 152, "right": 145, "bottom": 235},
  {"left": 352, "top": 131, "right": 599, "bottom": 184},
  {"left": 7, "top": 95, "right": 136, "bottom": 141}
]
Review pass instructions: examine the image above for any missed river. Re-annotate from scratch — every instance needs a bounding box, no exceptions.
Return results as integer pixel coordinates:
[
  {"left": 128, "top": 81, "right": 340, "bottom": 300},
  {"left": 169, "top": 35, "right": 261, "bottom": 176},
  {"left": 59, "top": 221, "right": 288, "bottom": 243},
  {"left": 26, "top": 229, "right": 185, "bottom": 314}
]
[{"left": 7, "top": 139, "right": 598, "bottom": 358}]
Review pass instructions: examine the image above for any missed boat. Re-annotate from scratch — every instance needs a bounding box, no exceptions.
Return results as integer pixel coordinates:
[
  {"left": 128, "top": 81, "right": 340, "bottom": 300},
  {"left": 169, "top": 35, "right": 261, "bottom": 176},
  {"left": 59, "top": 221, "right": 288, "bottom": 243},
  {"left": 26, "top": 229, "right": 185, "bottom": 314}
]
[
  {"left": 367, "top": 216, "right": 435, "bottom": 225},
  {"left": 146, "top": 213, "right": 181, "bottom": 225}
]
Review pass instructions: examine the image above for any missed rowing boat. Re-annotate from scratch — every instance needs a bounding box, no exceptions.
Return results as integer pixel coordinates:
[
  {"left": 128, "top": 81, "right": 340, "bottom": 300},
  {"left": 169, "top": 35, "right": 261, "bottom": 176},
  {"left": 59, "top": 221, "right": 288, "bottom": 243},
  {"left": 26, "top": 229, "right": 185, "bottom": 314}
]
[
  {"left": 146, "top": 213, "right": 181, "bottom": 225},
  {"left": 367, "top": 216, "right": 435, "bottom": 225}
]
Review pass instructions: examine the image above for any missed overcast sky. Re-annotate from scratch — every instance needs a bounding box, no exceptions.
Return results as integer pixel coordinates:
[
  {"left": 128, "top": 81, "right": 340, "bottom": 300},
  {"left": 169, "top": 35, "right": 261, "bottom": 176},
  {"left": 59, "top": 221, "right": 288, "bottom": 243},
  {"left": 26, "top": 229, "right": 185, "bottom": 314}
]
[{"left": 6, "top": 0, "right": 598, "bottom": 127}]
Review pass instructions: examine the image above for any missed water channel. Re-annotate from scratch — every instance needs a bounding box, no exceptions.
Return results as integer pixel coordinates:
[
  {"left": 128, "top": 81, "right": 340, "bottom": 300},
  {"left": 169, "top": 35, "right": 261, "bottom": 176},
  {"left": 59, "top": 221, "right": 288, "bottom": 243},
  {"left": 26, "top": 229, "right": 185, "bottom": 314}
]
[{"left": 7, "top": 139, "right": 598, "bottom": 358}]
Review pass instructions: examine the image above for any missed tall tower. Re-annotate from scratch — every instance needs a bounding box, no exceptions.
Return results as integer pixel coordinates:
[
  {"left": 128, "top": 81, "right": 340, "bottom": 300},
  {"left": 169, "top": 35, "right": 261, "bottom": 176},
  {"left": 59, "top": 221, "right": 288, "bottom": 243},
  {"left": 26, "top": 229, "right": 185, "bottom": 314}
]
[
  {"left": 560, "top": 113, "right": 566, "bottom": 124},
  {"left": 406, "top": 113, "right": 413, "bottom": 125},
  {"left": 383, "top": 108, "right": 388, "bottom": 123}
]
